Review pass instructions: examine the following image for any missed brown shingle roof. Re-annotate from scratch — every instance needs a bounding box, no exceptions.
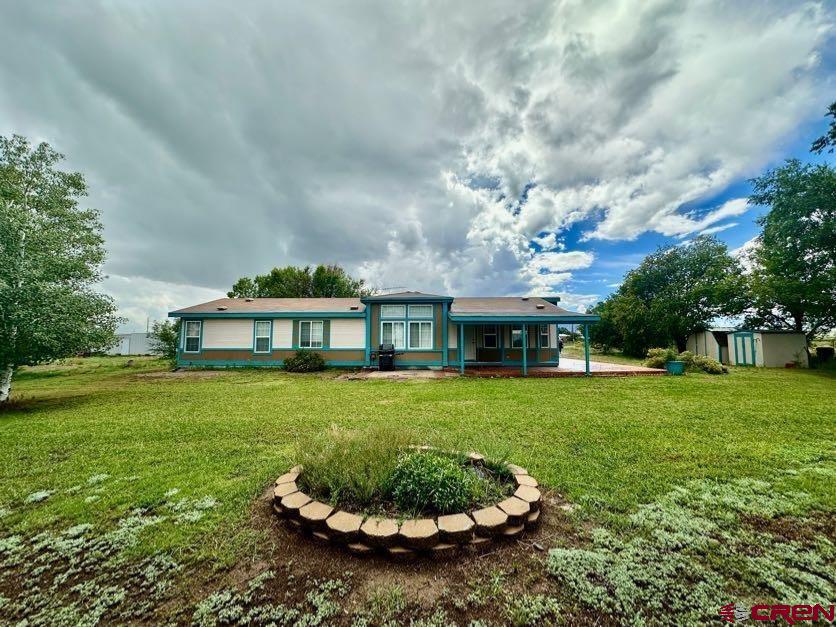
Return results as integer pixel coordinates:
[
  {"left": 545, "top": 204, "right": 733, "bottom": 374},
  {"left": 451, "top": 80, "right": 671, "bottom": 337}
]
[
  {"left": 450, "top": 297, "right": 587, "bottom": 317},
  {"left": 171, "top": 297, "right": 364, "bottom": 314}
]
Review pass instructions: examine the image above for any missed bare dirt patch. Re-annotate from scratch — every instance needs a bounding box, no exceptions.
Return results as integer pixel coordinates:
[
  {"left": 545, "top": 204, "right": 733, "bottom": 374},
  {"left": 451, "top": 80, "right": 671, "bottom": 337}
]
[{"left": 336, "top": 370, "right": 458, "bottom": 381}]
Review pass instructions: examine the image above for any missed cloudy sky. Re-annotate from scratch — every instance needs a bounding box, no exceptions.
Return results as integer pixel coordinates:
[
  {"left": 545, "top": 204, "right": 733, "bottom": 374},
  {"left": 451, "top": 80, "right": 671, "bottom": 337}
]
[{"left": 1, "top": 1, "right": 834, "bottom": 331}]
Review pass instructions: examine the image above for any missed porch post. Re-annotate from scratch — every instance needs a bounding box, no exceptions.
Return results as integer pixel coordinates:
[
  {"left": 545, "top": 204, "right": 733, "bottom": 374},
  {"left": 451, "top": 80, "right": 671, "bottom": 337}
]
[
  {"left": 459, "top": 324, "right": 464, "bottom": 374},
  {"left": 441, "top": 301, "right": 448, "bottom": 367},
  {"left": 522, "top": 325, "right": 528, "bottom": 377},
  {"left": 583, "top": 323, "right": 590, "bottom": 376},
  {"left": 364, "top": 303, "right": 372, "bottom": 367}
]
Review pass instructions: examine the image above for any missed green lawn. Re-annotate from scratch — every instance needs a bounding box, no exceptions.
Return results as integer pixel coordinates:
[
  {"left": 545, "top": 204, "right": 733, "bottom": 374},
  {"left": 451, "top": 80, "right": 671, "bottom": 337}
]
[{"left": 1, "top": 357, "right": 834, "bottom": 625}]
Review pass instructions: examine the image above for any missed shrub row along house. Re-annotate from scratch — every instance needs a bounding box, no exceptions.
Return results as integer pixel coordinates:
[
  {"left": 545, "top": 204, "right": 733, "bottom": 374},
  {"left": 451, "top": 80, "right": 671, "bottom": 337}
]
[{"left": 169, "top": 291, "right": 599, "bottom": 375}]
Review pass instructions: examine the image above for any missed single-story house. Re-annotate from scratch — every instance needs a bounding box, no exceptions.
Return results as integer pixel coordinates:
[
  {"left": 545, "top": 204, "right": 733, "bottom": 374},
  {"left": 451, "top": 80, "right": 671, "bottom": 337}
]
[
  {"left": 106, "top": 332, "right": 152, "bottom": 356},
  {"left": 685, "top": 328, "right": 808, "bottom": 368},
  {"left": 169, "top": 291, "right": 599, "bottom": 375}
]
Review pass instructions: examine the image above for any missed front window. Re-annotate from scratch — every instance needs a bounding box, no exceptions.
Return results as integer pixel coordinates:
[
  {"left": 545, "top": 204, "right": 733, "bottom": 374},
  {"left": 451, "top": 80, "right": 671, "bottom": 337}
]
[
  {"left": 300, "top": 320, "right": 323, "bottom": 348},
  {"left": 381, "top": 304, "right": 406, "bottom": 318},
  {"left": 408, "top": 304, "right": 433, "bottom": 318},
  {"left": 408, "top": 321, "right": 433, "bottom": 349},
  {"left": 483, "top": 325, "right": 498, "bottom": 349},
  {"left": 381, "top": 321, "right": 405, "bottom": 349},
  {"left": 539, "top": 324, "right": 549, "bottom": 348},
  {"left": 254, "top": 321, "right": 271, "bottom": 353},
  {"left": 184, "top": 321, "right": 201, "bottom": 353},
  {"left": 511, "top": 326, "right": 523, "bottom": 349}
]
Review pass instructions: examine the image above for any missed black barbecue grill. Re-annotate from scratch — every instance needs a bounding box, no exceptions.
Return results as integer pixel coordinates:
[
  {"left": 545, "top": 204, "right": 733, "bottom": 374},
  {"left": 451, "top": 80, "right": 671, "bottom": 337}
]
[{"left": 377, "top": 343, "right": 397, "bottom": 371}]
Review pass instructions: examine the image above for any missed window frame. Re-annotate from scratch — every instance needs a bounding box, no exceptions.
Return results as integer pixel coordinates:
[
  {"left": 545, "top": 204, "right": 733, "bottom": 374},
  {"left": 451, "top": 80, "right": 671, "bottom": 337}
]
[
  {"left": 254, "top": 320, "right": 272, "bottom": 354},
  {"left": 539, "top": 324, "right": 550, "bottom": 348},
  {"left": 299, "top": 320, "right": 324, "bottom": 349},
  {"left": 407, "top": 304, "right": 433, "bottom": 319},
  {"left": 380, "top": 320, "right": 406, "bottom": 349},
  {"left": 380, "top": 304, "right": 406, "bottom": 319},
  {"left": 483, "top": 324, "right": 498, "bottom": 349},
  {"left": 408, "top": 320, "right": 433, "bottom": 350},
  {"left": 511, "top": 326, "right": 523, "bottom": 349},
  {"left": 184, "top": 320, "right": 202, "bottom": 353}
]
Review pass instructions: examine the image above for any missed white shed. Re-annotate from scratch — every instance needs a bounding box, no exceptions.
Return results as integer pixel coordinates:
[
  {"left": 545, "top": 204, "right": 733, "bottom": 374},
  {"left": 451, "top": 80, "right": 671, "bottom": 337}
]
[
  {"left": 107, "top": 332, "right": 152, "bottom": 356},
  {"left": 728, "top": 330, "right": 808, "bottom": 367}
]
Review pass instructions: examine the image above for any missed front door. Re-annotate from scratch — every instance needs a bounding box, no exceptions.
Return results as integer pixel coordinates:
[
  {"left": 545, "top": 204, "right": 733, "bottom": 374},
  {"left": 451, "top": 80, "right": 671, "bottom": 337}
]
[{"left": 464, "top": 326, "right": 477, "bottom": 361}]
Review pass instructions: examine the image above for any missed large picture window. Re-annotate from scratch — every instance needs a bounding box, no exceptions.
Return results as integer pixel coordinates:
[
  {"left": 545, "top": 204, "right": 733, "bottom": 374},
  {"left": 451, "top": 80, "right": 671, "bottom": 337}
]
[
  {"left": 408, "top": 304, "right": 433, "bottom": 318},
  {"left": 511, "top": 326, "right": 523, "bottom": 349},
  {"left": 539, "top": 324, "right": 549, "bottom": 348},
  {"left": 254, "top": 321, "right": 271, "bottom": 353},
  {"left": 380, "top": 305, "right": 406, "bottom": 318},
  {"left": 381, "top": 321, "right": 405, "bottom": 349},
  {"left": 299, "top": 320, "right": 324, "bottom": 348},
  {"left": 408, "top": 321, "right": 433, "bottom": 349},
  {"left": 184, "top": 321, "right": 201, "bottom": 353},
  {"left": 483, "top": 325, "right": 498, "bottom": 349}
]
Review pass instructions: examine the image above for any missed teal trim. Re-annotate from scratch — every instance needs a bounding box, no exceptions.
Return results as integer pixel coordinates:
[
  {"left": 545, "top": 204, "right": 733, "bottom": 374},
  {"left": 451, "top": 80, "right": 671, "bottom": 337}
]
[
  {"left": 252, "top": 320, "right": 272, "bottom": 354},
  {"left": 583, "top": 324, "right": 590, "bottom": 376},
  {"left": 731, "top": 332, "right": 756, "bottom": 366},
  {"left": 170, "top": 312, "right": 364, "bottom": 319},
  {"left": 364, "top": 304, "right": 372, "bottom": 366},
  {"left": 448, "top": 315, "right": 600, "bottom": 323},
  {"left": 441, "top": 302, "right": 448, "bottom": 366},
  {"left": 459, "top": 324, "right": 464, "bottom": 374},
  {"left": 379, "top": 305, "right": 438, "bottom": 351},
  {"left": 176, "top": 359, "right": 366, "bottom": 368},
  {"left": 521, "top": 325, "right": 527, "bottom": 376}
]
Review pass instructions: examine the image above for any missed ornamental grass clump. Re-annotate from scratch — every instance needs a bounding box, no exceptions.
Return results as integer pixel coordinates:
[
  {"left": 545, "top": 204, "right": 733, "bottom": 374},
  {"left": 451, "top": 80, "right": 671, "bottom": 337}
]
[{"left": 387, "top": 451, "right": 474, "bottom": 515}]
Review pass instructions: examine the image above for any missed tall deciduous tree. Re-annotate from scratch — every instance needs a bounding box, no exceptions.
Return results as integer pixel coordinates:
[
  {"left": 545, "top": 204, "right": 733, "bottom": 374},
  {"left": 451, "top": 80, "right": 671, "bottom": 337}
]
[
  {"left": 744, "top": 160, "right": 836, "bottom": 339},
  {"left": 810, "top": 100, "right": 836, "bottom": 154},
  {"left": 0, "top": 135, "right": 119, "bottom": 403},
  {"left": 590, "top": 236, "right": 746, "bottom": 356},
  {"left": 228, "top": 264, "right": 370, "bottom": 298}
]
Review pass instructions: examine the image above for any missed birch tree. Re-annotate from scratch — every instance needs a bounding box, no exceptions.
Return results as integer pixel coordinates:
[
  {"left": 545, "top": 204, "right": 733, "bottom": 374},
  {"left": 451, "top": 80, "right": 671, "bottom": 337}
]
[{"left": 0, "top": 135, "right": 119, "bottom": 403}]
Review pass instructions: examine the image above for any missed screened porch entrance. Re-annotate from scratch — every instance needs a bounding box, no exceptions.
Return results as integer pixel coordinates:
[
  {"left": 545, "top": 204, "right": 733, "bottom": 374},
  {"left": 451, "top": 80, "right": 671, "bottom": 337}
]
[{"left": 457, "top": 323, "right": 562, "bottom": 368}]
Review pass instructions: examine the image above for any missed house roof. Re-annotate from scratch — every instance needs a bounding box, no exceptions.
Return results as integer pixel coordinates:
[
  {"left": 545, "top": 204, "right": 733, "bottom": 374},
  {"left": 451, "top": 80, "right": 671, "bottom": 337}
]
[
  {"left": 170, "top": 297, "right": 365, "bottom": 316},
  {"left": 449, "top": 297, "right": 596, "bottom": 320}
]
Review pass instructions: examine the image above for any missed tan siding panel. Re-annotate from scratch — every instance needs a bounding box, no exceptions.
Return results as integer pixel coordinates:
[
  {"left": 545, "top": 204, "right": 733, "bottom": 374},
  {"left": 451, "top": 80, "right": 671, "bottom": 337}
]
[
  {"left": 329, "top": 319, "right": 365, "bottom": 348},
  {"left": 202, "top": 319, "right": 253, "bottom": 348}
]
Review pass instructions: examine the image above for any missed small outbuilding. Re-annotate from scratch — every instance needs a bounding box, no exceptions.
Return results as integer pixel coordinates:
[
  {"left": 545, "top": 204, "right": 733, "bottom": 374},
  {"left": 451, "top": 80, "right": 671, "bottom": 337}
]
[
  {"left": 685, "top": 329, "right": 808, "bottom": 368},
  {"left": 106, "top": 332, "right": 152, "bottom": 356}
]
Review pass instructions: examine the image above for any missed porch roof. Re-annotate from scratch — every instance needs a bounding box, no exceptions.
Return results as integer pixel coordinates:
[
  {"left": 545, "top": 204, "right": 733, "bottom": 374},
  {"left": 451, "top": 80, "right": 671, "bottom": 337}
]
[{"left": 448, "top": 297, "right": 599, "bottom": 324}]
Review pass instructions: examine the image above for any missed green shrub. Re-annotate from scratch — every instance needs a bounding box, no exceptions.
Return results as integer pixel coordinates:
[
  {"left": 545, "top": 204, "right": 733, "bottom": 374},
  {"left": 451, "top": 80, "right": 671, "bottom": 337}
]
[
  {"left": 677, "top": 350, "right": 695, "bottom": 369},
  {"left": 387, "top": 451, "right": 475, "bottom": 514},
  {"left": 644, "top": 347, "right": 678, "bottom": 368},
  {"left": 692, "top": 354, "right": 727, "bottom": 374},
  {"left": 283, "top": 350, "right": 325, "bottom": 372},
  {"left": 295, "top": 426, "right": 414, "bottom": 507}
]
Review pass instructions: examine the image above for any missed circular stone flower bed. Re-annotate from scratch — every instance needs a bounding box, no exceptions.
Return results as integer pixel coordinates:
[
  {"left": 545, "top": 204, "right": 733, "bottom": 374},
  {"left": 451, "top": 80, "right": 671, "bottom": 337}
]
[{"left": 271, "top": 452, "right": 542, "bottom": 558}]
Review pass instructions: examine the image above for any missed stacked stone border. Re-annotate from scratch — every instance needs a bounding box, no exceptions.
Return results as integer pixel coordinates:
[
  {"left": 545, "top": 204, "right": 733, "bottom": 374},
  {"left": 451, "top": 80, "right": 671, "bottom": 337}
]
[{"left": 272, "top": 452, "right": 542, "bottom": 558}]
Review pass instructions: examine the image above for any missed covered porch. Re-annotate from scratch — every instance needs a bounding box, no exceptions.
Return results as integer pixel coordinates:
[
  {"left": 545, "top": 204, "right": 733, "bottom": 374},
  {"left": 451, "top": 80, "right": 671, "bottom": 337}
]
[{"left": 447, "top": 316, "right": 598, "bottom": 376}]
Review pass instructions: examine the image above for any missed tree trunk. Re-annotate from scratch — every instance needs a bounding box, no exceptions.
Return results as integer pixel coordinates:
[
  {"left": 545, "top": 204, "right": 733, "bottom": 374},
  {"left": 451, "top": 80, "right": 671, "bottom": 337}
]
[{"left": 0, "top": 365, "right": 13, "bottom": 403}]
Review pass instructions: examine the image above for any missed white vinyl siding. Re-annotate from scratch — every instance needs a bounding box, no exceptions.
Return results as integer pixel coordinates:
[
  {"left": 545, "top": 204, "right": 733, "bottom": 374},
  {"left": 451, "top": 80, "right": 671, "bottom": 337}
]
[
  {"left": 408, "top": 304, "right": 433, "bottom": 318},
  {"left": 549, "top": 324, "right": 558, "bottom": 349},
  {"left": 448, "top": 322, "right": 458, "bottom": 348},
  {"left": 329, "top": 319, "right": 365, "bottom": 348},
  {"left": 381, "top": 321, "right": 405, "bottom": 349},
  {"left": 408, "top": 321, "right": 433, "bottom": 349},
  {"left": 201, "top": 319, "right": 252, "bottom": 348},
  {"left": 380, "top": 304, "right": 406, "bottom": 318},
  {"left": 272, "top": 320, "right": 293, "bottom": 348},
  {"left": 184, "top": 321, "right": 201, "bottom": 353},
  {"left": 299, "top": 321, "right": 324, "bottom": 348},
  {"left": 254, "top": 321, "right": 271, "bottom": 353}
]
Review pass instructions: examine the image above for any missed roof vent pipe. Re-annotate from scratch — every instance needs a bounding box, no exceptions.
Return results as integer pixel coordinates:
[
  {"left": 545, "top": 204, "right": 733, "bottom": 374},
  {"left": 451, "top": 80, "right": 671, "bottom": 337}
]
[
  {"left": 349, "top": 305, "right": 359, "bottom": 310},
  {"left": 245, "top": 298, "right": 254, "bottom": 302},
  {"left": 521, "top": 297, "right": 529, "bottom": 301},
  {"left": 536, "top": 304, "right": 545, "bottom": 309},
  {"left": 217, "top": 306, "right": 228, "bottom": 311}
]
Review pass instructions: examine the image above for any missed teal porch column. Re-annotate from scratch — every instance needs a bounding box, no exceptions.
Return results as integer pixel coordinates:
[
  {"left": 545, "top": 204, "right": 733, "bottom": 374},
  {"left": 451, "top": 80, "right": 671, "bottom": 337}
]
[
  {"left": 583, "top": 323, "right": 590, "bottom": 376},
  {"left": 459, "top": 324, "right": 465, "bottom": 374},
  {"left": 441, "top": 301, "right": 448, "bottom": 367},
  {"left": 364, "top": 304, "right": 372, "bottom": 367},
  {"left": 521, "top": 325, "right": 528, "bottom": 377}
]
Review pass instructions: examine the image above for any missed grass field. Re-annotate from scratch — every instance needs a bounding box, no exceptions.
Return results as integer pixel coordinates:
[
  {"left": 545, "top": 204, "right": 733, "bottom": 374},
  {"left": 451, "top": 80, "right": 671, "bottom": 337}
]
[{"left": 1, "top": 357, "right": 834, "bottom": 625}]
